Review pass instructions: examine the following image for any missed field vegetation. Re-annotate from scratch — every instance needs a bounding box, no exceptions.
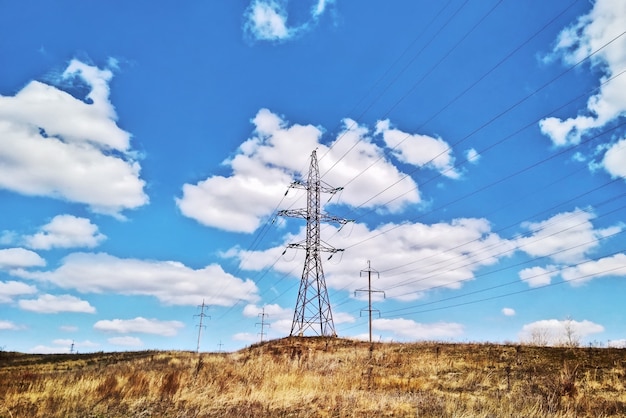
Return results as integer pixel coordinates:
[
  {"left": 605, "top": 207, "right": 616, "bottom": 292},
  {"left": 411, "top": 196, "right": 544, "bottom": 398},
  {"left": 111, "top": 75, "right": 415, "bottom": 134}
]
[{"left": 1, "top": 337, "right": 625, "bottom": 417}]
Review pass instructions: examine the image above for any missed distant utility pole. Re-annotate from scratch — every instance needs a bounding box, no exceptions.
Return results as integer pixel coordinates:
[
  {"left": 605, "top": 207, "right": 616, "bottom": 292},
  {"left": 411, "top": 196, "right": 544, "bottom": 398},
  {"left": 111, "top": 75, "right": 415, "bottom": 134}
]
[
  {"left": 194, "top": 299, "right": 211, "bottom": 353},
  {"left": 217, "top": 340, "right": 224, "bottom": 352},
  {"left": 355, "top": 261, "right": 385, "bottom": 344},
  {"left": 69, "top": 340, "right": 75, "bottom": 355},
  {"left": 278, "top": 149, "right": 352, "bottom": 337},
  {"left": 256, "top": 308, "right": 269, "bottom": 342}
]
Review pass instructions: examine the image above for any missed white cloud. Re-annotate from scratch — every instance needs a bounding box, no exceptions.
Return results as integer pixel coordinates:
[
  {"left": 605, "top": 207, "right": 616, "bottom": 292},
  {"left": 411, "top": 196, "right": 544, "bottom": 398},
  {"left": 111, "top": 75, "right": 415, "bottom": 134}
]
[
  {"left": 0, "top": 60, "right": 148, "bottom": 216},
  {"left": 502, "top": 307, "right": 516, "bottom": 316},
  {"left": 29, "top": 339, "right": 99, "bottom": 354},
  {"left": 0, "top": 280, "right": 37, "bottom": 303},
  {"left": 465, "top": 148, "right": 481, "bottom": 164},
  {"left": 539, "top": 0, "right": 626, "bottom": 146},
  {"left": 0, "top": 320, "right": 19, "bottom": 330},
  {"left": 60, "top": 325, "right": 78, "bottom": 332},
  {"left": 519, "top": 265, "right": 559, "bottom": 287},
  {"left": 602, "top": 137, "right": 626, "bottom": 179},
  {"left": 245, "top": 0, "right": 290, "bottom": 41},
  {"left": 23, "top": 214, "right": 106, "bottom": 250},
  {"left": 375, "top": 119, "right": 460, "bottom": 178},
  {"left": 18, "top": 294, "right": 96, "bottom": 314},
  {"left": 53, "top": 338, "right": 99, "bottom": 348},
  {"left": 608, "top": 339, "right": 626, "bottom": 348},
  {"left": 516, "top": 208, "right": 621, "bottom": 264},
  {"left": 177, "top": 109, "right": 420, "bottom": 233},
  {"left": 373, "top": 318, "right": 464, "bottom": 341},
  {"left": 94, "top": 317, "right": 184, "bottom": 336},
  {"left": 29, "top": 345, "right": 70, "bottom": 354},
  {"left": 243, "top": 303, "right": 292, "bottom": 318},
  {"left": 14, "top": 252, "right": 258, "bottom": 306},
  {"left": 234, "top": 217, "right": 514, "bottom": 301},
  {"left": 108, "top": 336, "right": 143, "bottom": 347},
  {"left": 561, "top": 253, "right": 626, "bottom": 285},
  {"left": 0, "top": 248, "right": 45, "bottom": 269},
  {"left": 232, "top": 332, "right": 258, "bottom": 342},
  {"left": 519, "top": 318, "right": 604, "bottom": 346},
  {"left": 243, "top": 0, "right": 334, "bottom": 42}
]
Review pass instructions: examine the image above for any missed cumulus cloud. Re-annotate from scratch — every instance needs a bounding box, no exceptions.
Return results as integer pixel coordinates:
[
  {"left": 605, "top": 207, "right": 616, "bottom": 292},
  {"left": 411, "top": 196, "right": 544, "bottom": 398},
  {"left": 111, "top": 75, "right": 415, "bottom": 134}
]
[
  {"left": 108, "top": 336, "right": 143, "bottom": 347},
  {"left": 502, "top": 307, "right": 516, "bottom": 316},
  {"left": 0, "top": 248, "right": 45, "bottom": 269},
  {"left": 519, "top": 265, "right": 559, "bottom": 287},
  {"left": 375, "top": 119, "right": 460, "bottom": 178},
  {"left": 232, "top": 332, "right": 258, "bottom": 342},
  {"left": 243, "top": 303, "right": 292, "bottom": 318},
  {"left": 516, "top": 208, "right": 621, "bottom": 264},
  {"left": 243, "top": 0, "right": 334, "bottom": 42},
  {"left": 29, "top": 339, "right": 99, "bottom": 354},
  {"left": 0, "top": 280, "right": 37, "bottom": 303},
  {"left": 373, "top": 318, "right": 464, "bottom": 341},
  {"left": 94, "top": 317, "right": 184, "bottom": 336},
  {"left": 0, "top": 59, "right": 148, "bottom": 216},
  {"left": 602, "top": 137, "right": 626, "bottom": 179},
  {"left": 519, "top": 318, "right": 604, "bottom": 346},
  {"left": 539, "top": 0, "right": 626, "bottom": 148},
  {"left": 0, "top": 320, "right": 19, "bottom": 330},
  {"left": 18, "top": 294, "right": 96, "bottom": 314},
  {"left": 14, "top": 252, "right": 258, "bottom": 306},
  {"left": 23, "top": 214, "right": 106, "bottom": 250},
  {"left": 561, "top": 253, "right": 626, "bottom": 285},
  {"left": 177, "top": 109, "right": 420, "bottom": 233},
  {"left": 233, "top": 217, "right": 514, "bottom": 301},
  {"left": 465, "top": 148, "right": 481, "bottom": 164}
]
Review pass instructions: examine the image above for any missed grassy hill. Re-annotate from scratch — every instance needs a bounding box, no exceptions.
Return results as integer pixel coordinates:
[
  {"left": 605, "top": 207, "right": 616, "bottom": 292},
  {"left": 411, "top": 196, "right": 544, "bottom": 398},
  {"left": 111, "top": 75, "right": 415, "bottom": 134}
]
[{"left": 1, "top": 337, "right": 625, "bottom": 417}]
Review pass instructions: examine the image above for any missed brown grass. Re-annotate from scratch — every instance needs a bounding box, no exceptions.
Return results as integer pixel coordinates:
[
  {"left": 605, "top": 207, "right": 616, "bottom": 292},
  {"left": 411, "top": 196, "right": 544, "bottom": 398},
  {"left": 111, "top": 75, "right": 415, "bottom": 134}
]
[{"left": 1, "top": 338, "right": 625, "bottom": 417}]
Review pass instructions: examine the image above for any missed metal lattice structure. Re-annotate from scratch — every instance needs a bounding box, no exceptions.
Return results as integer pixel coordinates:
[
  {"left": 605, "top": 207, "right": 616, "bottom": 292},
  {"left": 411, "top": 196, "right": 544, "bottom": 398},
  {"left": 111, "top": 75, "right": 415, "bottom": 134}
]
[{"left": 278, "top": 150, "right": 351, "bottom": 337}]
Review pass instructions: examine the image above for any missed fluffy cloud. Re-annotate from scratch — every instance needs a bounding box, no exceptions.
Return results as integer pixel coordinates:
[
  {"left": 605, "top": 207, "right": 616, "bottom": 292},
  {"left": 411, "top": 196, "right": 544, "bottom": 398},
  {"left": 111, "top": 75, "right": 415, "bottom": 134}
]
[
  {"left": 602, "top": 137, "right": 626, "bottom": 179},
  {"left": 0, "top": 248, "right": 45, "bottom": 269},
  {"left": 375, "top": 119, "right": 460, "bottom": 178},
  {"left": 29, "top": 339, "right": 99, "bottom": 354},
  {"left": 243, "top": 303, "right": 292, "bottom": 318},
  {"left": 108, "top": 336, "right": 143, "bottom": 347},
  {"left": 94, "top": 317, "right": 184, "bottom": 336},
  {"left": 14, "top": 252, "right": 258, "bottom": 306},
  {"left": 502, "top": 307, "right": 516, "bottom": 316},
  {"left": 0, "top": 60, "right": 148, "bottom": 216},
  {"left": 177, "top": 109, "right": 420, "bottom": 233},
  {"left": 539, "top": 0, "right": 626, "bottom": 152},
  {"left": 519, "top": 318, "right": 604, "bottom": 346},
  {"left": 0, "top": 320, "right": 19, "bottom": 330},
  {"left": 234, "top": 217, "right": 513, "bottom": 301},
  {"left": 243, "top": 0, "right": 334, "bottom": 42},
  {"left": 518, "top": 265, "right": 559, "bottom": 288},
  {"left": 516, "top": 208, "right": 621, "bottom": 264},
  {"left": 561, "top": 253, "right": 626, "bottom": 285},
  {"left": 373, "top": 318, "right": 464, "bottom": 341},
  {"left": 23, "top": 214, "right": 106, "bottom": 250},
  {"left": 0, "top": 280, "right": 37, "bottom": 303},
  {"left": 18, "top": 294, "right": 96, "bottom": 314}
]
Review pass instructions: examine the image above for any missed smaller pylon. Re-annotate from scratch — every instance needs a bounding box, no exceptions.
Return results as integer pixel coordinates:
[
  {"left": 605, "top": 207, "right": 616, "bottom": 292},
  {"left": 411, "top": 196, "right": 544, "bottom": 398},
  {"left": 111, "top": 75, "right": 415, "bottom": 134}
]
[
  {"left": 194, "top": 299, "right": 210, "bottom": 353},
  {"left": 355, "top": 261, "right": 385, "bottom": 345}
]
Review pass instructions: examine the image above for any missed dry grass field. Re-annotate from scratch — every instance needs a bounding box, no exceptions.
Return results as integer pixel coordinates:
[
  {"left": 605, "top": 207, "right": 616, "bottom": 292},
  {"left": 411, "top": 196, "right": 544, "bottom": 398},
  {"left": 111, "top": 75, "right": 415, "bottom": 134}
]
[{"left": 1, "top": 337, "right": 625, "bottom": 417}]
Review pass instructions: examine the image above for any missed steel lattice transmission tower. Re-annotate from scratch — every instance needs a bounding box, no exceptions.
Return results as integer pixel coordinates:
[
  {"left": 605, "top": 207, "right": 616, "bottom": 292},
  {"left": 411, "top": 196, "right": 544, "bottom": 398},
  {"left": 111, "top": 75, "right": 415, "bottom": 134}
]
[{"left": 278, "top": 150, "right": 352, "bottom": 337}]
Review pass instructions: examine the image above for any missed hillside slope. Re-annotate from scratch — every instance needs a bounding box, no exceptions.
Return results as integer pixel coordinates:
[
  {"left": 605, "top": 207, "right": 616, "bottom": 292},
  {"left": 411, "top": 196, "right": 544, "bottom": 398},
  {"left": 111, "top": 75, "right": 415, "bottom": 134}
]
[{"left": 1, "top": 337, "right": 625, "bottom": 417}]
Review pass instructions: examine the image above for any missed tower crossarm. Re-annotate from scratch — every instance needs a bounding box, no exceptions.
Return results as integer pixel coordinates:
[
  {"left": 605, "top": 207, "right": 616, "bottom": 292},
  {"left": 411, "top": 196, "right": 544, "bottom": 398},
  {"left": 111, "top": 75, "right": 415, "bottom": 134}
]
[{"left": 277, "top": 209, "right": 353, "bottom": 227}]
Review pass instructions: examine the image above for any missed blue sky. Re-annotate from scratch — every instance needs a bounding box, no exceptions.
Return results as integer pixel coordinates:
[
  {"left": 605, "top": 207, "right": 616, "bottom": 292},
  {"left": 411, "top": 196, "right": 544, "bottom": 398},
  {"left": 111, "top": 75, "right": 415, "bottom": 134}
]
[{"left": 1, "top": 0, "right": 625, "bottom": 353}]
